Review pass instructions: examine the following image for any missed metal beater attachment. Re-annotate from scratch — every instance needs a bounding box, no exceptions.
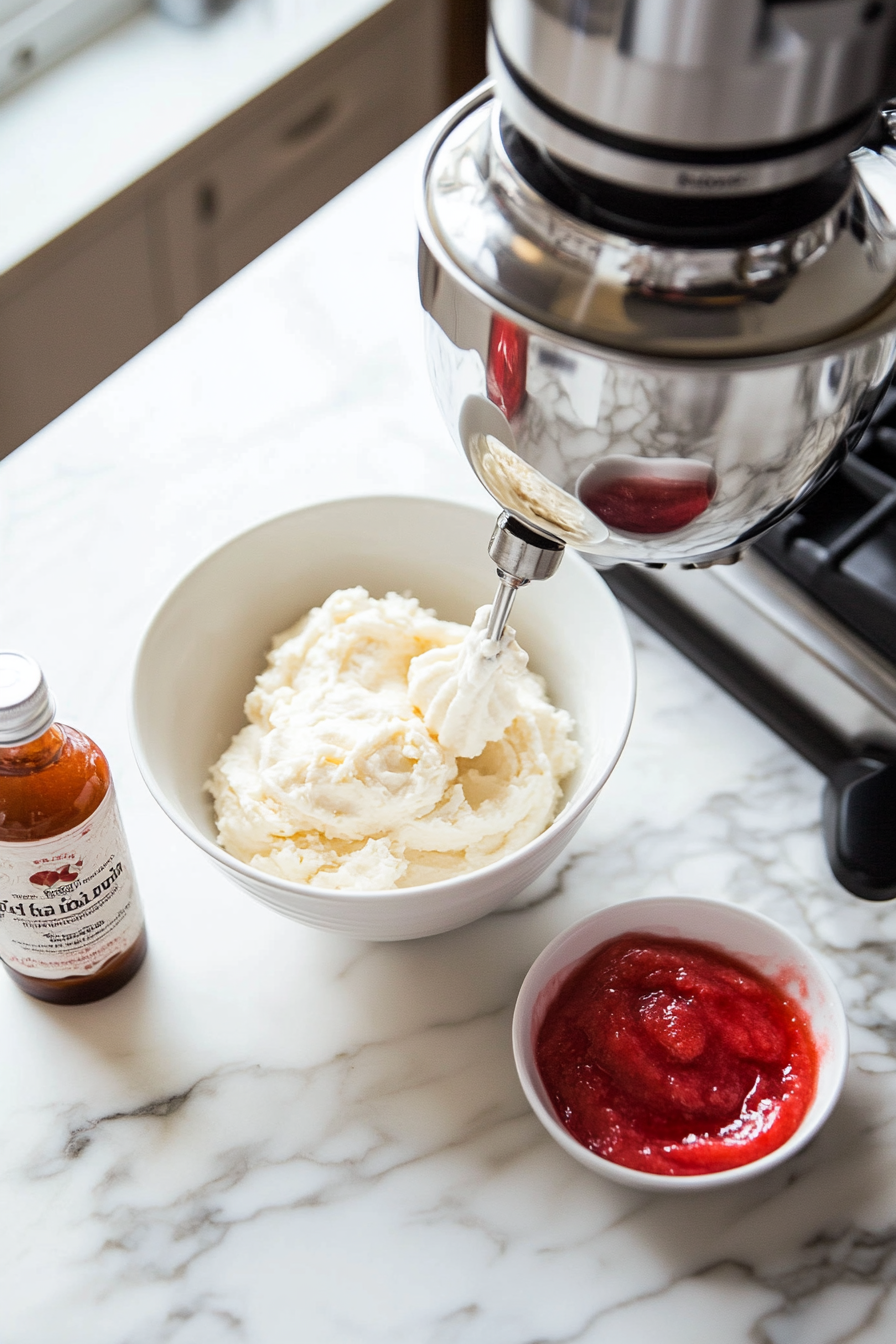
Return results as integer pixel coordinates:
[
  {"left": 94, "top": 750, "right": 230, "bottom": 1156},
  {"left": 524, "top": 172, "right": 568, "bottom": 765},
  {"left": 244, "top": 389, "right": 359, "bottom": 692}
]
[{"left": 485, "top": 513, "right": 564, "bottom": 642}]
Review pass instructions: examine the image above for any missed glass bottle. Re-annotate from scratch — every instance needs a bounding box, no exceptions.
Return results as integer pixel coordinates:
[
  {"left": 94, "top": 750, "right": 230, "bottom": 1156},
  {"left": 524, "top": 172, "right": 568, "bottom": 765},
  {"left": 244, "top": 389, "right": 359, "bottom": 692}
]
[{"left": 0, "top": 652, "right": 147, "bottom": 1004}]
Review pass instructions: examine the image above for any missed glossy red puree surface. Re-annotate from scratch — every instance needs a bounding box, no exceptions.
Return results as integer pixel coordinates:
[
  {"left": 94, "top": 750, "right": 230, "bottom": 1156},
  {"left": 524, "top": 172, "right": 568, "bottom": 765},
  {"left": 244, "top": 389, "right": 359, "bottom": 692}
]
[{"left": 535, "top": 934, "right": 818, "bottom": 1176}]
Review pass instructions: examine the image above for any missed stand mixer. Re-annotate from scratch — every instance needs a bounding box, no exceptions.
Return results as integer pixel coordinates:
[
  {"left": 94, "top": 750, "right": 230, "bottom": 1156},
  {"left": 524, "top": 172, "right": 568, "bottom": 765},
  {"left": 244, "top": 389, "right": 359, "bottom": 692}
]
[{"left": 418, "top": 0, "right": 896, "bottom": 640}]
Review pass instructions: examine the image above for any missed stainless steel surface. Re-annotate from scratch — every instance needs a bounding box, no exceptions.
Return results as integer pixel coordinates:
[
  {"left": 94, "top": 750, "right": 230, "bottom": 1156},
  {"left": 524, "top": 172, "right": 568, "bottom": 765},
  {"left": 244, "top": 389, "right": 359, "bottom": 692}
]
[
  {"left": 487, "top": 510, "right": 565, "bottom": 580},
  {"left": 491, "top": 0, "right": 896, "bottom": 195},
  {"left": 419, "top": 87, "right": 896, "bottom": 565},
  {"left": 485, "top": 511, "right": 565, "bottom": 638},
  {"left": 642, "top": 553, "right": 896, "bottom": 749},
  {"left": 418, "top": 4, "right": 896, "bottom": 889},
  {"left": 485, "top": 576, "right": 520, "bottom": 641},
  {"left": 424, "top": 95, "right": 896, "bottom": 358}
]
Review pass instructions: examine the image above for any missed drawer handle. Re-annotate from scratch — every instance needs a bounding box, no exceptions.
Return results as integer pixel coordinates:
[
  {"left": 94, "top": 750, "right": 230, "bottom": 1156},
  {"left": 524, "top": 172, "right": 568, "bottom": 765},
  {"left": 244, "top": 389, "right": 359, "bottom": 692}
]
[
  {"left": 280, "top": 98, "right": 337, "bottom": 146},
  {"left": 196, "top": 182, "right": 218, "bottom": 221}
]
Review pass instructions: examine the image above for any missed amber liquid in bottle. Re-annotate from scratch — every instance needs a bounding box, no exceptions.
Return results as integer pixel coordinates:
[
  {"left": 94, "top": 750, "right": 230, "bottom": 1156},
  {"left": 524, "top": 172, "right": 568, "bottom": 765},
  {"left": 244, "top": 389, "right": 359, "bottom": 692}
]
[{"left": 0, "top": 724, "right": 147, "bottom": 1004}]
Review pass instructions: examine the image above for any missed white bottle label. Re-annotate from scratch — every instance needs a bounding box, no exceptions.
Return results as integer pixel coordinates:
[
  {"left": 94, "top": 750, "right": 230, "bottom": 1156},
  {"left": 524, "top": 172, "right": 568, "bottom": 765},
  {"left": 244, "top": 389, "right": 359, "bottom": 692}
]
[{"left": 0, "top": 787, "right": 144, "bottom": 980}]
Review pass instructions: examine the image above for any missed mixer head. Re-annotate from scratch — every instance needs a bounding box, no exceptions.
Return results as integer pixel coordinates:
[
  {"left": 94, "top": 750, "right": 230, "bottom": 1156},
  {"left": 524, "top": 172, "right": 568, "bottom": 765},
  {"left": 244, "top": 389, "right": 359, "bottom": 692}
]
[
  {"left": 419, "top": 0, "right": 896, "bottom": 600},
  {"left": 489, "top": 0, "right": 895, "bottom": 201}
]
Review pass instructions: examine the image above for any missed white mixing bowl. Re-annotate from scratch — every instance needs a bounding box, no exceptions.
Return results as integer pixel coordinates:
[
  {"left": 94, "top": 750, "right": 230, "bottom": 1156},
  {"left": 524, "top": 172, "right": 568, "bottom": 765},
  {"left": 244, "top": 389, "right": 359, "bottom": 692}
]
[{"left": 130, "top": 496, "right": 636, "bottom": 939}]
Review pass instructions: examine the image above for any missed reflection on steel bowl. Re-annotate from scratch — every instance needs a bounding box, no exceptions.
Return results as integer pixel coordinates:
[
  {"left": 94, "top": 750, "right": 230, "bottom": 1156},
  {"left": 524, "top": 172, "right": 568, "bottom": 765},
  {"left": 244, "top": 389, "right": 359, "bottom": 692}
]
[{"left": 419, "top": 89, "right": 896, "bottom": 566}]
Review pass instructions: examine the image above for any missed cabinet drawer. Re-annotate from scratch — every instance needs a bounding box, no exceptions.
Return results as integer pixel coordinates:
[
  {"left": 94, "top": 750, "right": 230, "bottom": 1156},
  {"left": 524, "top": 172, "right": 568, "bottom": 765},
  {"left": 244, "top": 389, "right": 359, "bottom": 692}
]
[
  {"left": 0, "top": 208, "right": 161, "bottom": 456},
  {"left": 160, "top": 0, "right": 446, "bottom": 317},
  {"left": 209, "top": 94, "right": 408, "bottom": 289},
  {"left": 198, "top": 22, "right": 413, "bottom": 229}
]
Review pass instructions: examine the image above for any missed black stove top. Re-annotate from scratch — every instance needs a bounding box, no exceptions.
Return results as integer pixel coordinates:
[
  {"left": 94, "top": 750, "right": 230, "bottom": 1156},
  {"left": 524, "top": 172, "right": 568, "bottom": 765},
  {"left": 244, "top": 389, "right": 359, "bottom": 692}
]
[{"left": 756, "top": 387, "right": 896, "bottom": 664}]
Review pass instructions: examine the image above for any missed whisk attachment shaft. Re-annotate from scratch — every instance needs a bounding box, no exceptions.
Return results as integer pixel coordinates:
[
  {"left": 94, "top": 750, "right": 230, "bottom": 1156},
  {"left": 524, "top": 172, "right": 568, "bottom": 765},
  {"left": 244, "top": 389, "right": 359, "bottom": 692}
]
[{"left": 486, "top": 573, "right": 524, "bottom": 642}]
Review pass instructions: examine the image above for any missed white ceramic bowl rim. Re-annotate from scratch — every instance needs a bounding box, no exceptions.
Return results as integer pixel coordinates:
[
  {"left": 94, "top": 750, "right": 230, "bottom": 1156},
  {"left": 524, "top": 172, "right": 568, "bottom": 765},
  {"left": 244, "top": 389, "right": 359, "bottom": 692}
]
[
  {"left": 129, "top": 494, "right": 637, "bottom": 905},
  {"left": 513, "top": 896, "right": 850, "bottom": 1191}
]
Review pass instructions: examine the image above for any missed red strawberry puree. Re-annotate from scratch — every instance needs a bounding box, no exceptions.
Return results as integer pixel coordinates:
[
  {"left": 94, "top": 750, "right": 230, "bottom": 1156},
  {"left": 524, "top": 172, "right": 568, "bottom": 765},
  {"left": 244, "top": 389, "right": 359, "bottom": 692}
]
[{"left": 535, "top": 934, "right": 818, "bottom": 1176}]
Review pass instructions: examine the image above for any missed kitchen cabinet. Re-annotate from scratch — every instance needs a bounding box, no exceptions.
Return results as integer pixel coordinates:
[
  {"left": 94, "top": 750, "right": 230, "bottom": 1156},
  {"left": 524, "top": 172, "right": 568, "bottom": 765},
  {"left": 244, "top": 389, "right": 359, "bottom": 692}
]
[
  {"left": 159, "top": 0, "right": 445, "bottom": 317},
  {"left": 0, "top": 0, "right": 446, "bottom": 457},
  {"left": 0, "top": 202, "right": 163, "bottom": 452}
]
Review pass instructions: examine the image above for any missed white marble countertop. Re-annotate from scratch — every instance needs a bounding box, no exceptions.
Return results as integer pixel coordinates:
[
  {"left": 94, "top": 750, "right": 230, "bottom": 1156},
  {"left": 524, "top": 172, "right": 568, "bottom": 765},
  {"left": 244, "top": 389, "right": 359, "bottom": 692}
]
[
  {"left": 0, "top": 0, "right": 386, "bottom": 275},
  {"left": 3, "top": 133, "right": 896, "bottom": 1344}
]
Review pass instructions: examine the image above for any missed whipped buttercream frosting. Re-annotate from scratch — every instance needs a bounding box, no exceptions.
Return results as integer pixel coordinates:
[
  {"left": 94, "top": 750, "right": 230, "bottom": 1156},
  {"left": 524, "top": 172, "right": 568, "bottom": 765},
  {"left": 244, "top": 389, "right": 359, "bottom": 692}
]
[{"left": 207, "top": 588, "right": 579, "bottom": 890}]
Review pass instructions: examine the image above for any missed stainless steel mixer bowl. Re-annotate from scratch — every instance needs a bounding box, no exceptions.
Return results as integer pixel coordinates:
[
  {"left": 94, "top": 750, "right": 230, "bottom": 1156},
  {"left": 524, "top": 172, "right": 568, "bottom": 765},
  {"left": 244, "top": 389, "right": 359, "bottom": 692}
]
[{"left": 418, "top": 88, "right": 896, "bottom": 565}]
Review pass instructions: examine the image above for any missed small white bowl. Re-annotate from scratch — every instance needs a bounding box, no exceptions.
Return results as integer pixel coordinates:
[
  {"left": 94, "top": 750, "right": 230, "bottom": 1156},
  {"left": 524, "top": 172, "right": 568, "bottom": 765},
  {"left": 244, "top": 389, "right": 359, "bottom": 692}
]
[
  {"left": 131, "top": 496, "right": 635, "bottom": 940},
  {"left": 513, "top": 896, "right": 849, "bottom": 1190}
]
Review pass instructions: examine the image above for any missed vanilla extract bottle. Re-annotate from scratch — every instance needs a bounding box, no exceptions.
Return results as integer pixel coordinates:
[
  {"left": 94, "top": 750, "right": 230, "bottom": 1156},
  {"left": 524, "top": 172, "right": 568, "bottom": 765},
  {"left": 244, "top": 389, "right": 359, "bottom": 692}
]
[{"left": 0, "top": 652, "right": 147, "bottom": 1004}]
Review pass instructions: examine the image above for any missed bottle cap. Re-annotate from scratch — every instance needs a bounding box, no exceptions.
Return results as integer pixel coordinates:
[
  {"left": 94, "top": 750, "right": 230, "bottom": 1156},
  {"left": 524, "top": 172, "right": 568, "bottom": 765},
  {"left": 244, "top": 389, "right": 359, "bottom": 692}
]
[{"left": 0, "top": 652, "right": 57, "bottom": 746}]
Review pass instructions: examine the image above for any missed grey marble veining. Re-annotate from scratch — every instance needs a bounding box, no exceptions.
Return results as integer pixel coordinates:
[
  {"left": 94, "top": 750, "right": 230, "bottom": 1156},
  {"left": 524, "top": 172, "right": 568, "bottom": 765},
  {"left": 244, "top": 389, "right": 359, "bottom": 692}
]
[{"left": 1, "top": 135, "right": 896, "bottom": 1344}]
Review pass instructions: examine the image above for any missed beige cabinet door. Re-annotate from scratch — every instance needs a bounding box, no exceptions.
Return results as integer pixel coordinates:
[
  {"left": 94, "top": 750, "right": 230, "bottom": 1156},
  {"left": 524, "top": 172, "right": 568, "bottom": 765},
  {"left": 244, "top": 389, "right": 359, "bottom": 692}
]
[
  {"left": 161, "top": 0, "right": 445, "bottom": 315},
  {"left": 0, "top": 0, "right": 446, "bottom": 458},
  {"left": 0, "top": 207, "right": 162, "bottom": 458}
]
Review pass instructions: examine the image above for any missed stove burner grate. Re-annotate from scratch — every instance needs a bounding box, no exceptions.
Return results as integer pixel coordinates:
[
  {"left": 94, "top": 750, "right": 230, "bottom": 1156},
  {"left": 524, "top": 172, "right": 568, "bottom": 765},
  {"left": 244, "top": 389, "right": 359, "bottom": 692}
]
[{"left": 757, "top": 388, "right": 896, "bottom": 663}]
